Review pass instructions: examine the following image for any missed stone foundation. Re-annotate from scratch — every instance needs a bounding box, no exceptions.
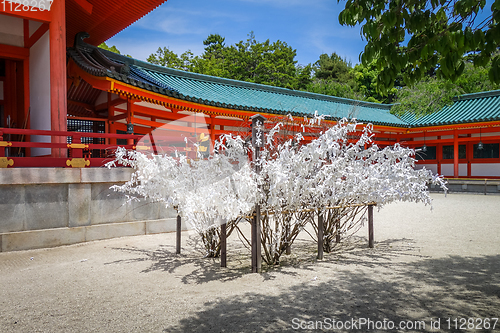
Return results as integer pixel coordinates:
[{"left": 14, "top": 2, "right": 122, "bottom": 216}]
[{"left": 0, "top": 168, "right": 187, "bottom": 252}]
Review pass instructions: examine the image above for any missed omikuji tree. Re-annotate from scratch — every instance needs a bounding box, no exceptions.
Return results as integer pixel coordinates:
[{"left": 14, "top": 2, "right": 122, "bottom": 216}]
[
  {"left": 108, "top": 135, "right": 258, "bottom": 257},
  {"left": 109, "top": 116, "right": 447, "bottom": 264}
]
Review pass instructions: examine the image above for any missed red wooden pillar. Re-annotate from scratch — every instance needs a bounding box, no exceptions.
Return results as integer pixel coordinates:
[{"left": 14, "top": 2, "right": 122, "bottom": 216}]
[
  {"left": 467, "top": 141, "right": 473, "bottom": 178},
  {"left": 50, "top": 0, "right": 67, "bottom": 158},
  {"left": 22, "top": 58, "right": 30, "bottom": 157},
  {"left": 210, "top": 116, "right": 216, "bottom": 154},
  {"left": 0, "top": 131, "right": 4, "bottom": 157},
  {"left": 436, "top": 139, "right": 442, "bottom": 176},
  {"left": 453, "top": 129, "right": 459, "bottom": 178},
  {"left": 107, "top": 93, "right": 113, "bottom": 145},
  {"left": 126, "top": 98, "right": 134, "bottom": 146}
]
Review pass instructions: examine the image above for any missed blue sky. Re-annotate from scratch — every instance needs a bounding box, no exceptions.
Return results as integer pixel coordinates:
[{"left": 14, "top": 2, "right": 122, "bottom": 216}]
[{"left": 106, "top": 0, "right": 364, "bottom": 67}]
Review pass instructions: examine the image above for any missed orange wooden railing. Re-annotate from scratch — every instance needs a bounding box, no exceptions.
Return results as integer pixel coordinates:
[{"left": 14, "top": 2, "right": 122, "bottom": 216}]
[{"left": 0, "top": 127, "right": 145, "bottom": 168}]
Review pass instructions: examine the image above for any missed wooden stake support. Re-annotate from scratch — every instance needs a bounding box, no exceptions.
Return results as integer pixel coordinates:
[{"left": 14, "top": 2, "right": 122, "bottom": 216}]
[
  {"left": 368, "top": 205, "right": 374, "bottom": 248},
  {"left": 317, "top": 212, "right": 324, "bottom": 260},
  {"left": 221, "top": 222, "right": 227, "bottom": 268},
  {"left": 176, "top": 215, "right": 181, "bottom": 254},
  {"left": 252, "top": 204, "right": 261, "bottom": 273}
]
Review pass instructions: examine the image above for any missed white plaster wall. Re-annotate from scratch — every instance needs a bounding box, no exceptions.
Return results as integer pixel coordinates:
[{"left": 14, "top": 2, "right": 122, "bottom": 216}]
[
  {"left": 135, "top": 101, "right": 170, "bottom": 111},
  {"left": 29, "top": 31, "right": 51, "bottom": 156},
  {"left": 415, "top": 164, "right": 438, "bottom": 174},
  {"left": 192, "top": 119, "right": 210, "bottom": 128},
  {"left": 471, "top": 132, "right": 500, "bottom": 137},
  {"left": 459, "top": 163, "right": 467, "bottom": 177},
  {"left": 0, "top": 14, "right": 23, "bottom": 47},
  {"left": 216, "top": 115, "right": 244, "bottom": 121},
  {"left": 440, "top": 163, "right": 468, "bottom": 177},
  {"left": 471, "top": 163, "right": 500, "bottom": 177},
  {"left": 115, "top": 103, "right": 127, "bottom": 111},
  {"left": 94, "top": 91, "right": 121, "bottom": 106},
  {"left": 441, "top": 164, "right": 454, "bottom": 177},
  {"left": 159, "top": 119, "right": 187, "bottom": 127},
  {"left": 95, "top": 91, "right": 107, "bottom": 106}
]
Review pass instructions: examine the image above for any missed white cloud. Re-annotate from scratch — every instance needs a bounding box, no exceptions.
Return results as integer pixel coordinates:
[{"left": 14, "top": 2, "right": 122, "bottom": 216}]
[{"left": 133, "top": 5, "right": 239, "bottom": 35}]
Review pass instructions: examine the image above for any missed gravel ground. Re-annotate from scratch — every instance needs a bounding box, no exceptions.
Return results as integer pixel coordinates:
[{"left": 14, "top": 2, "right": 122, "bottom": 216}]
[{"left": 0, "top": 193, "right": 499, "bottom": 332}]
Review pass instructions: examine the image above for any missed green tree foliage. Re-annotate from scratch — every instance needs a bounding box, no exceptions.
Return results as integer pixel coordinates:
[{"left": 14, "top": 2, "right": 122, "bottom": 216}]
[
  {"left": 305, "top": 79, "right": 366, "bottom": 100},
  {"left": 146, "top": 32, "right": 312, "bottom": 90},
  {"left": 314, "top": 53, "right": 354, "bottom": 81},
  {"left": 98, "top": 43, "right": 132, "bottom": 58},
  {"left": 98, "top": 42, "right": 121, "bottom": 54},
  {"left": 307, "top": 52, "right": 397, "bottom": 103},
  {"left": 339, "top": 0, "right": 500, "bottom": 94},
  {"left": 203, "top": 33, "right": 226, "bottom": 59},
  {"left": 147, "top": 47, "right": 184, "bottom": 69},
  {"left": 295, "top": 64, "right": 315, "bottom": 90},
  {"left": 308, "top": 53, "right": 366, "bottom": 101},
  {"left": 228, "top": 32, "right": 299, "bottom": 88},
  {"left": 392, "top": 60, "right": 500, "bottom": 116},
  {"left": 351, "top": 60, "right": 402, "bottom": 103}
]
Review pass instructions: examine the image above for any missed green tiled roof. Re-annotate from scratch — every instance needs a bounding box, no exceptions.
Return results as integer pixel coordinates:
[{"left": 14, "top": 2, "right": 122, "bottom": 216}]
[
  {"left": 398, "top": 90, "right": 500, "bottom": 126},
  {"left": 68, "top": 36, "right": 407, "bottom": 127},
  {"left": 68, "top": 35, "right": 500, "bottom": 129},
  {"left": 131, "top": 62, "right": 407, "bottom": 126}
]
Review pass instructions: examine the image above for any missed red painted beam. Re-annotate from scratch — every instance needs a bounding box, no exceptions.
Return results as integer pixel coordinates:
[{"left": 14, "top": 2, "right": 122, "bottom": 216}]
[
  {"left": 0, "top": 44, "right": 29, "bottom": 60},
  {"left": 25, "top": 23, "right": 49, "bottom": 48}
]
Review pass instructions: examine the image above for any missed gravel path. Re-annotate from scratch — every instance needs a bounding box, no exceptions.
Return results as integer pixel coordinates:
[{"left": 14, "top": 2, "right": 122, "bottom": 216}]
[{"left": 0, "top": 193, "right": 499, "bottom": 332}]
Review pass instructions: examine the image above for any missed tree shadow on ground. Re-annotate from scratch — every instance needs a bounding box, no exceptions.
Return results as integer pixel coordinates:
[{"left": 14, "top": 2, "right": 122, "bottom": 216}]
[
  {"left": 161, "top": 252, "right": 500, "bottom": 333},
  {"left": 105, "top": 244, "right": 252, "bottom": 284},
  {"left": 105, "top": 237, "right": 427, "bottom": 285},
  {"left": 105, "top": 234, "right": 326, "bottom": 284}
]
